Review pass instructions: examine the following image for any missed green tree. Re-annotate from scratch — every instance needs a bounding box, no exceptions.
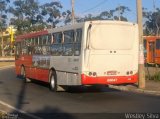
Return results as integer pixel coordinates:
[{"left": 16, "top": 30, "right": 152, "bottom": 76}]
[
  {"left": 76, "top": 5, "right": 130, "bottom": 23},
  {"left": 9, "top": 0, "right": 45, "bottom": 34},
  {"left": 114, "top": 6, "right": 130, "bottom": 21},
  {"left": 40, "top": 1, "right": 63, "bottom": 28},
  {"left": 0, "top": 0, "right": 10, "bottom": 28},
  {"left": 9, "top": 0, "right": 66, "bottom": 34},
  {"left": 0, "top": 0, "right": 10, "bottom": 56},
  {"left": 62, "top": 10, "right": 72, "bottom": 25},
  {"left": 98, "top": 6, "right": 130, "bottom": 21},
  {"left": 143, "top": 8, "right": 160, "bottom": 36}
]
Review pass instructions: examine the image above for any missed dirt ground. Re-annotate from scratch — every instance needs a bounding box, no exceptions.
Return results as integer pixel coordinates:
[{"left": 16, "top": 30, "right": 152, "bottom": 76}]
[{"left": 0, "top": 62, "right": 15, "bottom": 67}]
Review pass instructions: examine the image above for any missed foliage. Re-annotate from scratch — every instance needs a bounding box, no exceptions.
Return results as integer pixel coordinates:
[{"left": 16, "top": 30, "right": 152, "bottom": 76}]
[
  {"left": 8, "top": 0, "right": 67, "bottom": 34},
  {"left": 62, "top": 10, "right": 72, "bottom": 25},
  {"left": 7, "top": 1, "right": 131, "bottom": 33},
  {"left": 143, "top": 8, "right": 160, "bottom": 36},
  {"left": 7, "top": 1, "right": 160, "bottom": 37},
  {"left": 99, "top": 6, "right": 130, "bottom": 21},
  {"left": 146, "top": 72, "right": 160, "bottom": 81},
  {"left": 9, "top": 0, "right": 44, "bottom": 34},
  {"left": 73, "top": 5, "right": 130, "bottom": 23},
  {"left": 40, "top": 1, "right": 62, "bottom": 28},
  {"left": 0, "top": 0, "right": 10, "bottom": 56},
  {"left": 0, "top": 0, "right": 10, "bottom": 30}
]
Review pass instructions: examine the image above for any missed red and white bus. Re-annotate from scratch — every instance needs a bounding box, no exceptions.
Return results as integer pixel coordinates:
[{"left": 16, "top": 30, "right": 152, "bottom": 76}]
[{"left": 15, "top": 20, "right": 139, "bottom": 91}]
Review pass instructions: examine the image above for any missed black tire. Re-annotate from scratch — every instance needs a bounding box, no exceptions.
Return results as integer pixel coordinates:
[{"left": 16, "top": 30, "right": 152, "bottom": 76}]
[{"left": 49, "top": 70, "right": 58, "bottom": 92}]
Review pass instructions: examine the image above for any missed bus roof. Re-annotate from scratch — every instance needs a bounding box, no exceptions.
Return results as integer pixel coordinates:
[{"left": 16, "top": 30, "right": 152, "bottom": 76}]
[
  {"left": 16, "top": 30, "right": 48, "bottom": 42},
  {"left": 48, "top": 20, "right": 137, "bottom": 33},
  {"left": 143, "top": 36, "right": 160, "bottom": 41},
  {"left": 15, "top": 20, "right": 137, "bottom": 42}
]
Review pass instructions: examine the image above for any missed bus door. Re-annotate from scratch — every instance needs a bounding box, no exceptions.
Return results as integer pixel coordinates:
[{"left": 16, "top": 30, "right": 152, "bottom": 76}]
[{"left": 148, "top": 42, "right": 155, "bottom": 63}]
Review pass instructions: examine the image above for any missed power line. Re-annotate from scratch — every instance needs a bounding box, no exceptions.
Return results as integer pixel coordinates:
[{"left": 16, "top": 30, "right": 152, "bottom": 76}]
[{"left": 82, "top": 0, "right": 108, "bottom": 13}]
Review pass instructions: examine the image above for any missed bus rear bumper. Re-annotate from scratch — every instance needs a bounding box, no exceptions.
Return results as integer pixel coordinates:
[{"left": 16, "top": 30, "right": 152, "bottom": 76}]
[{"left": 81, "top": 74, "right": 138, "bottom": 85}]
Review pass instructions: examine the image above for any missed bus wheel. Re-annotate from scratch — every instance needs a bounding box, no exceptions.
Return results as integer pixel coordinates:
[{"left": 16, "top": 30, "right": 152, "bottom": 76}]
[
  {"left": 49, "top": 70, "right": 65, "bottom": 92},
  {"left": 49, "top": 70, "right": 58, "bottom": 92}
]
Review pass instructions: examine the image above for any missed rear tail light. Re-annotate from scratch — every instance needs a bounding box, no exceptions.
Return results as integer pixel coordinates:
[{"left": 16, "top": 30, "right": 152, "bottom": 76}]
[
  {"left": 126, "top": 71, "right": 129, "bottom": 75},
  {"left": 93, "top": 72, "right": 97, "bottom": 76},
  {"left": 88, "top": 72, "right": 97, "bottom": 77},
  {"left": 130, "top": 71, "right": 133, "bottom": 75},
  {"left": 126, "top": 71, "right": 133, "bottom": 75},
  {"left": 88, "top": 72, "right": 92, "bottom": 76}
]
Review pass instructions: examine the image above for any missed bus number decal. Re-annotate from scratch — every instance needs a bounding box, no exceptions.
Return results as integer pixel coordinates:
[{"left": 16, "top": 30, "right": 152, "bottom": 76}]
[{"left": 107, "top": 78, "right": 118, "bottom": 82}]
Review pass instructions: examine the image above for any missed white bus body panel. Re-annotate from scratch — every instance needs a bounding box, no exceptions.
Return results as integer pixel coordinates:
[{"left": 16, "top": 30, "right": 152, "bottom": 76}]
[
  {"left": 50, "top": 56, "right": 81, "bottom": 85},
  {"left": 48, "top": 23, "right": 84, "bottom": 86},
  {"left": 81, "top": 21, "right": 139, "bottom": 84},
  {"left": 49, "top": 21, "right": 139, "bottom": 85}
]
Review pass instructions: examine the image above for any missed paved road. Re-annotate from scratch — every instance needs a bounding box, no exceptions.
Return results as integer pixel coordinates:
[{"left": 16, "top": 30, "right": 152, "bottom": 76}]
[{"left": 1, "top": 68, "right": 160, "bottom": 119}]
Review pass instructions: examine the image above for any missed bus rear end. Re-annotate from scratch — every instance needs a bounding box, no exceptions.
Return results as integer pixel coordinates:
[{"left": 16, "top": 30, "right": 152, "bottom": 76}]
[{"left": 81, "top": 21, "right": 139, "bottom": 85}]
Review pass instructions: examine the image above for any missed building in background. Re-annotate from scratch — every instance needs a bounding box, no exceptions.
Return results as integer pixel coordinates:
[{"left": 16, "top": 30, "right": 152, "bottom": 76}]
[{"left": 0, "top": 25, "right": 16, "bottom": 56}]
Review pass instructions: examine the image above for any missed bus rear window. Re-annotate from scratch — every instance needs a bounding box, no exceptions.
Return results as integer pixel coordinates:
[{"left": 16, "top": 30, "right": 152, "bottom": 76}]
[{"left": 89, "top": 24, "right": 136, "bottom": 50}]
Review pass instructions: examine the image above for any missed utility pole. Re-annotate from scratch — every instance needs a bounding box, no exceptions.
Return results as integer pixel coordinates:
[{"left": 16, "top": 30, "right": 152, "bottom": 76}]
[
  {"left": 153, "top": 0, "right": 156, "bottom": 12},
  {"left": 71, "top": 0, "right": 75, "bottom": 24},
  {"left": 0, "top": 30, "right": 4, "bottom": 57},
  {"left": 137, "top": 0, "right": 145, "bottom": 89},
  {"left": 118, "top": 4, "right": 121, "bottom": 21}
]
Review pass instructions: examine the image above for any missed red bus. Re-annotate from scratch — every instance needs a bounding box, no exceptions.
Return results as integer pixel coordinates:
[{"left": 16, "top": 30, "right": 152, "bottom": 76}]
[
  {"left": 15, "top": 21, "right": 139, "bottom": 92},
  {"left": 15, "top": 30, "right": 50, "bottom": 83},
  {"left": 143, "top": 36, "right": 160, "bottom": 66}
]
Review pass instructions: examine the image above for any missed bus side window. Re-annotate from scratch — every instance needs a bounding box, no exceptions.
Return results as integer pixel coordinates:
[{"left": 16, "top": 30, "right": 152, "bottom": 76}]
[
  {"left": 35, "top": 37, "right": 39, "bottom": 45},
  {"left": 21, "top": 40, "right": 25, "bottom": 47},
  {"left": 74, "top": 29, "right": 82, "bottom": 56},
  {"left": 42, "top": 35, "right": 47, "bottom": 45},
  {"left": 47, "top": 34, "right": 51, "bottom": 45},
  {"left": 27, "top": 38, "right": 33, "bottom": 55},
  {"left": 51, "top": 32, "right": 63, "bottom": 56},
  {"left": 156, "top": 39, "right": 160, "bottom": 49},
  {"left": 21, "top": 39, "right": 28, "bottom": 55},
  {"left": 34, "top": 36, "right": 42, "bottom": 54},
  {"left": 15, "top": 42, "right": 21, "bottom": 59},
  {"left": 63, "top": 30, "right": 74, "bottom": 56},
  {"left": 42, "top": 35, "right": 50, "bottom": 55},
  {"left": 39, "top": 36, "right": 43, "bottom": 45}
]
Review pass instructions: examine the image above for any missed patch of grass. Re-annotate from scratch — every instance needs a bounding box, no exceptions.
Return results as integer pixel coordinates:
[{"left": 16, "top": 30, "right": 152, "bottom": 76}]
[{"left": 146, "top": 72, "right": 160, "bottom": 81}]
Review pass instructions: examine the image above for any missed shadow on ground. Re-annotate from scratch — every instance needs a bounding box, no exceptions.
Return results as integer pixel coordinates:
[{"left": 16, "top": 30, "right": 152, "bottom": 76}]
[{"left": 9, "top": 76, "right": 121, "bottom": 119}]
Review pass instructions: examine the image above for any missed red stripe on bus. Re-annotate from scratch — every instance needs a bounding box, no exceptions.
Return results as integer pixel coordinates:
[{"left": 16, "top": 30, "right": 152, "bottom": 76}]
[
  {"left": 16, "top": 30, "right": 49, "bottom": 41},
  {"left": 81, "top": 74, "right": 138, "bottom": 85}
]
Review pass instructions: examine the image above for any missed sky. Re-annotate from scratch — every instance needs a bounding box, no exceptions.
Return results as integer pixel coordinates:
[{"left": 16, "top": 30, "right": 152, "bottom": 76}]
[
  {"left": 39, "top": 0, "right": 160, "bottom": 23},
  {"left": 9, "top": 0, "right": 160, "bottom": 23}
]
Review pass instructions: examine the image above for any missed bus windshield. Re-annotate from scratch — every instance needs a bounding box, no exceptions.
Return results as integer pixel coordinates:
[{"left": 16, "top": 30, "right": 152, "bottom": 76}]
[{"left": 89, "top": 23, "right": 136, "bottom": 50}]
